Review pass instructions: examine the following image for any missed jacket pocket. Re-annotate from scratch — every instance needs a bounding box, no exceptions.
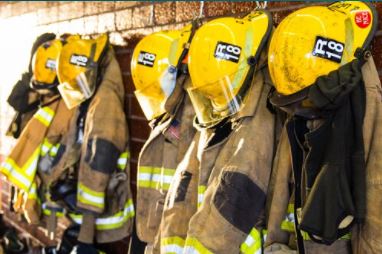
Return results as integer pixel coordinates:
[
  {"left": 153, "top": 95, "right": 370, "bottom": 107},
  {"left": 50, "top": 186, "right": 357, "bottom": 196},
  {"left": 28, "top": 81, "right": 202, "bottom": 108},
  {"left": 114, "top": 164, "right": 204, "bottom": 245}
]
[{"left": 213, "top": 171, "right": 266, "bottom": 233}]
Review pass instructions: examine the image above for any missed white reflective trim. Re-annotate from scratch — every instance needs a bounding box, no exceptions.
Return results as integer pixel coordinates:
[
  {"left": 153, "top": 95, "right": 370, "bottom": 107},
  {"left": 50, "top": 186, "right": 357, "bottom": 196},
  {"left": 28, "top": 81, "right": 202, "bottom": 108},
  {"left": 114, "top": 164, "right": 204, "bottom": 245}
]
[
  {"left": 118, "top": 157, "right": 127, "bottom": 166},
  {"left": 198, "top": 194, "right": 204, "bottom": 205},
  {"left": 50, "top": 145, "right": 59, "bottom": 155},
  {"left": 244, "top": 234, "right": 255, "bottom": 247},
  {"left": 162, "top": 244, "right": 183, "bottom": 254},
  {"left": 25, "top": 155, "right": 38, "bottom": 176},
  {"left": 41, "top": 145, "right": 50, "bottom": 154},
  {"left": 71, "top": 203, "right": 134, "bottom": 226},
  {"left": 151, "top": 174, "right": 173, "bottom": 184},
  {"left": 138, "top": 173, "right": 151, "bottom": 181},
  {"left": 78, "top": 190, "right": 104, "bottom": 205},
  {"left": 183, "top": 246, "right": 199, "bottom": 254},
  {"left": 36, "top": 108, "right": 54, "bottom": 122},
  {"left": 95, "top": 203, "right": 134, "bottom": 225},
  {"left": 2, "top": 162, "right": 30, "bottom": 188}
]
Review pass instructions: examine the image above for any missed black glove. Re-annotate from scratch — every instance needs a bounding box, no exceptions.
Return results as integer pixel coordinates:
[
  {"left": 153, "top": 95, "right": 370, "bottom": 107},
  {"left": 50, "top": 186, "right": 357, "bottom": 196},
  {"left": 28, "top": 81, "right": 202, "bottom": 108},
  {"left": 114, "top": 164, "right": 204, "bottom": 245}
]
[{"left": 70, "top": 243, "right": 99, "bottom": 254}]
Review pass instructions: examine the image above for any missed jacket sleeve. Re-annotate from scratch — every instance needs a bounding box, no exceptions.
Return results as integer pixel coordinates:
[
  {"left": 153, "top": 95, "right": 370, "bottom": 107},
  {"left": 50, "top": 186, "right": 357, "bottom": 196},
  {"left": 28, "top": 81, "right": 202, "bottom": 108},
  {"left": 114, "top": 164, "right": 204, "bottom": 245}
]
[{"left": 77, "top": 50, "right": 128, "bottom": 215}]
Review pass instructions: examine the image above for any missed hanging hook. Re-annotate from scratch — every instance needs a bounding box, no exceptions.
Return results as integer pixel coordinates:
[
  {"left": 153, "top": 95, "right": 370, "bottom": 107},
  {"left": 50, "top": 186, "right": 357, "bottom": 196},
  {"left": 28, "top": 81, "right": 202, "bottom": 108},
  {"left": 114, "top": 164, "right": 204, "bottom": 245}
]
[
  {"left": 199, "top": 0, "right": 205, "bottom": 19},
  {"left": 255, "top": 1, "right": 268, "bottom": 10}
]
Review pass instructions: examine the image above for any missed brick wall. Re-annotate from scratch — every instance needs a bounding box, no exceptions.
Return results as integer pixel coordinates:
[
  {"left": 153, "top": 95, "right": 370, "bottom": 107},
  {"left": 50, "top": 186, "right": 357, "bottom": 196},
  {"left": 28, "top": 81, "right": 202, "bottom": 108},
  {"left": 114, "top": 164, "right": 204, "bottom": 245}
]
[{"left": 0, "top": 1, "right": 381, "bottom": 251}]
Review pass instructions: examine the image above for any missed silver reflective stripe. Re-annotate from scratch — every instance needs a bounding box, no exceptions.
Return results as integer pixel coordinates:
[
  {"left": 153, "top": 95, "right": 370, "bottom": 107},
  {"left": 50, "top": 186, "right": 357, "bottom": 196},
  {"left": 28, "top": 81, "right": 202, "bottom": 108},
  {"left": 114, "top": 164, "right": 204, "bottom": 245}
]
[
  {"left": 162, "top": 244, "right": 183, "bottom": 254},
  {"left": 183, "top": 246, "right": 200, "bottom": 254}
]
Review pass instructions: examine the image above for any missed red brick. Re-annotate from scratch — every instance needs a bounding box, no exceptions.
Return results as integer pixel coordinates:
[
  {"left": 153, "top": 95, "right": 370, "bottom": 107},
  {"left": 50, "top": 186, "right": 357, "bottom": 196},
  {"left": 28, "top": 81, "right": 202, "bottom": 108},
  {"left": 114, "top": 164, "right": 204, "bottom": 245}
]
[
  {"left": 10, "top": 2, "right": 29, "bottom": 16},
  {"left": 28, "top": 1, "right": 48, "bottom": 10},
  {"left": 115, "top": 1, "right": 140, "bottom": 10},
  {"left": 115, "top": 8, "right": 133, "bottom": 31},
  {"left": 154, "top": 2, "right": 176, "bottom": 25},
  {"left": 374, "top": 3, "right": 382, "bottom": 31},
  {"left": 130, "top": 139, "right": 146, "bottom": 163},
  {"left": 58, "top": 2, "right": 84, "bottom": 21},
  {"left": 98, "top": 12, "right": 115, "bottom": 33},
  {"left": 132, "top": 5, "right": 153, "bottom": 28},
  {"left": 98, "top": 2, "right": 115, "bottom": 13},
  {"left": 36, "top": 3, "right": 59, "bottom": 25},
  {"left": 129, "top": 113, "right": 150, "bottom": 139},
  {"left": 0, "top": 4, "right": 12, "bottom": 18},
  {"left": 204, "top": 2, "right": 233, "bottom": 17},
  {"left": 175, "top": 1, "right": 201, "bottom": 23},
  {"left": 123, "top": 74, "right": 135, "bottom": 95},
  {"left": 83, "top": 1, "right": 99, "bottom": 16},
  {"left": 372, "top": 35, "right": 382, "bottom": 71},
  {"left": 232, "top": 2, "right": 257, "bottom": 14},
  {"left": 116, "top": 50, "right": 132, "bottom": 74}
]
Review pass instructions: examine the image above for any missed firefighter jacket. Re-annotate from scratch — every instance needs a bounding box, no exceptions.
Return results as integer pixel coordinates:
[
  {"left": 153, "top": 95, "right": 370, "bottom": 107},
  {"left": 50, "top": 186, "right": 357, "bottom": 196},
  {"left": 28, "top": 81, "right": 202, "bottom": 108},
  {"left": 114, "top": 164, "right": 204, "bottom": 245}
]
[
  {"left": 265, "top": 56, "right": 382, "bottom": 254},
  {"left": 52, "top": 49, "right": 134, "bottom": 244},
  {"left": 0, "top": 97, "right": 74, "bottom": 224},
  {"left": 136, "top": 76, "right": 196, "bottom": 245},
  {"left": 160, "top": 68, "right": 280, "bottom": 254}
]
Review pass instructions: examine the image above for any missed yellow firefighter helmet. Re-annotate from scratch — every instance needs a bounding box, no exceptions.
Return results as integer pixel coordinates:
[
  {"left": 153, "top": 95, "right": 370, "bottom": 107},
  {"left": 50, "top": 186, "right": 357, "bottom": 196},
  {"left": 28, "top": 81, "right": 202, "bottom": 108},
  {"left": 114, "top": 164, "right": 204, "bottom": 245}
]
[
  {"left": 268, "top": 1, "right": 377, "bottom": 96},
  {"left": 57, "top": 33, "right": 109, "bottom": 109},
  {"left": 131, "top": 25, "right": 193, "bottom": 120},
  {"left": 187, "top": 11, "right": 272, "bottom": 125},
  {"left": 31, "top": 39, "right": 63, "bottom": 91}
]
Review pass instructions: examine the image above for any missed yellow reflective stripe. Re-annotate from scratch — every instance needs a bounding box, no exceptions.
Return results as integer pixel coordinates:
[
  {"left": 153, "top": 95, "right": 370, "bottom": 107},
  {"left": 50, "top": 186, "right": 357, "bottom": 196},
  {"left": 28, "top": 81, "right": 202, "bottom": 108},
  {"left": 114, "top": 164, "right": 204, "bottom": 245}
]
[
  {"left": 0, "top": 147, "right": 40, "bottom": 191},
  {"left": 117, "top": 151, "right": 130, "bottom": 170},
  {"left": 34, "top": 106, "right": 55, "bottom": 126},
  {"left": 43, "top": 209, "right": 64, "bottom": 217},
  {"left": 49, "top": 143, "right": 60, "bottom": 157},
  {"left": 69, "top": 199, "right": 134, "bottom": 230},
  {"left": 137, "top": 166, "right": 176, "bottom": 191},
  {"left": 161, "top": 236, "right": 185, "bottom": 254},
  {"left": 240, "top": 228, "right": 262, "bottom": 254},
  {"left": 281, "top": 203, "right": 295, "bottom": 232},
  {"left": 0, "top": 159, "right": 30, "bottom": 190},
  {"left": 27, "top": 183, "right": 38, "bottom": 200},
  {"left": 184, "top": 237, "right": 213, "bottom": 254},
  {"left": 41, "top": 139, "right": 60, "bottom": 157},
  {"left": 40, "top": 139, "right": 53, "bottom": 156},
  {"left": 197, "top": 185, "right": 206, "bottom": 208},
  {"left": 78, "top": 183, "right": 105, "bottom": 209}
]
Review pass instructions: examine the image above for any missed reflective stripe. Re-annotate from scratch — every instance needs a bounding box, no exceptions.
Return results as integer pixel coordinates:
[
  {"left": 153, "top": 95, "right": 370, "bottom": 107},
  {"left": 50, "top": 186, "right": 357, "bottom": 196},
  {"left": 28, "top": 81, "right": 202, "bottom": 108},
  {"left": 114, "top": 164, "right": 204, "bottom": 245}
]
[
  {"left": 0, "top": 149, "right": 39, "bottom": 191},
  {"left": 161, "top": 236, "right": 185, "bottom": 254},
  {"left": 34, "top": 106, "right": 55, "bottom": 126},
  {"left": 184, "top": 237, "right": 212, "bottom": 254},
  {"left": 69, "top": 199, "right": 134, "bottom": 230},
  {"left": 240, "top": 228, "right": 262, "bottom": 254},
  {"left": 117, "top": 151, "right": 130, "bottom": 170},
  {"left": 78, "top": 183, "right": 104, "bottom": 209},
  {"left": 41, "top": 139, "right": 60, "bottom": 157},
  {"left": 0, "top": 159, "right": 30, "bottom": 190},
  {"left": 28, "top": 183, "right": 38, "bottom": 200},
  {"left": 197, "top": 185, "right": 206, "bottom": 208},
  {"left": 281, "top": 204, "right": 295, "bottom": 232},
  {"left": 137, "top": 166, "right": 176, "bottom": 191}
]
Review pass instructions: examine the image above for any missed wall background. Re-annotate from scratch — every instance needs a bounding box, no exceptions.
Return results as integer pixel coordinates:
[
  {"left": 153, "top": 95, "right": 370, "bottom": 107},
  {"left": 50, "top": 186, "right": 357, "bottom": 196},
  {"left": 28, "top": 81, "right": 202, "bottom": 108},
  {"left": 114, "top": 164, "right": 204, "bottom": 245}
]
[{"left": 0, "top": 1, "right": 381, "bottom": 251}]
